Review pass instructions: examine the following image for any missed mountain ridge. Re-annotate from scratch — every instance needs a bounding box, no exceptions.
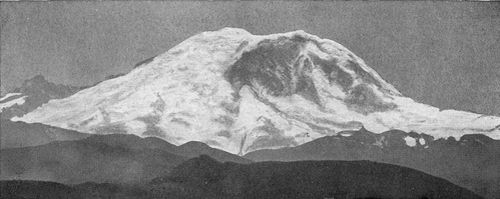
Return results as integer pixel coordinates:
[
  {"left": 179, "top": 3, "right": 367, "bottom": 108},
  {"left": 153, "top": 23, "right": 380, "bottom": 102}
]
[{"left": 244, "top": 128, "right": 500, "bottom": 198}]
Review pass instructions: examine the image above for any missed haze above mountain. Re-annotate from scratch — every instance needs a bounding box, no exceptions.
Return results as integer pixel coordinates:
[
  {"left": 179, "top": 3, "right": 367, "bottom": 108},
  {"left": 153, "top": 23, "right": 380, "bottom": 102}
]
[{"left": 11, "top": 28, "right": 500, "bottom": 155}]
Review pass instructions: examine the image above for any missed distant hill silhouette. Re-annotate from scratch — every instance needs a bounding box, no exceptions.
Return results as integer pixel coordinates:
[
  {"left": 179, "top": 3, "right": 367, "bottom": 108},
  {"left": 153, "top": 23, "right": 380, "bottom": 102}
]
[
  {"left": 0, "top": 137, "right": 186, "bottom": 184},
  {"left": 0, "top": 119, "right": 90, "bottom": 149},
  {"left": 0, "top": 134, "right": 250, "bottom": 184},
  {"left": 78, "top": 134, "right": 251, "bottom": 164}
]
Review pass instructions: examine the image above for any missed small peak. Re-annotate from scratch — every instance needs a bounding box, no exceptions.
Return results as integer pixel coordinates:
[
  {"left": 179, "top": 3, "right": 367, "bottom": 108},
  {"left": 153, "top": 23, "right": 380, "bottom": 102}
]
[
  {"left": 359, "top": 126, "right": 369, "bottom": 133},
  {"left": 31, "top": 74, "right": 46, "bottom": 81},
  {"left": 287, "top": 29, "right": 319, "bottom": 40},
  {"left": 447, "top": 136, "right": 458, "bottom": 142},
  {"left": 407, "top": 131, "right": 420, "bottom": 138},
  {"left": 25, "top": 75, "right": 48, "bottom": 84},
  {"left": 216, "top": 27, "right": 251, "bottom": 35},
  {"left": 460, "top": 134, "right": 494, "bottom": 144},
  {"left": 381, "top": 129, "right": 407, "bottom": 136},
  {"left": 180, "top": 141, "right": 211, "bottom": 149},
  {"left": 344, "top": 127, "right": 377, "bottom": 143},
  {"left": 292, "top": 29, "right": 308, "bottom": 35},
  {"left": 19, "top": 75, "right": 50, "bottom": 90},
  {"left": 200, "top": 27, "right": 251, "bottom": 38},
  {"left": 355, "top": 126, "right": 376, "bottom": 136}
]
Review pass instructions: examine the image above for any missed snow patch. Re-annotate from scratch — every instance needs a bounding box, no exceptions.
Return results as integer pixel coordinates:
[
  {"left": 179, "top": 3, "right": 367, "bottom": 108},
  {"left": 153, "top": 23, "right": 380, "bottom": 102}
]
[
  {"left": 0, "top": 93, "right": 23, "bottom": 101},
  {"left": 419, "top": 138, "right": 426, "bottom": 145},
  {"left": 404, "top": 136, "right": 417, "bottom": 147},
  {"left": 0, "top": 95, "right": 27, "bottom": 112},
  {"left": 339, "top": 132, "right": 353, "bottom": 137}
]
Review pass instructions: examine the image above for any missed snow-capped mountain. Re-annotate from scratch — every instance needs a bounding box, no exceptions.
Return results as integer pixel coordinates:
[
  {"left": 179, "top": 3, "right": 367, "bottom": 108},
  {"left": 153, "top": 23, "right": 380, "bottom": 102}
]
[
  {"left": 0, "top": 75, "right": 81, "bottom": 119},
  {"left": 13, "top": 28, "right": 500, "bottom": 155}
]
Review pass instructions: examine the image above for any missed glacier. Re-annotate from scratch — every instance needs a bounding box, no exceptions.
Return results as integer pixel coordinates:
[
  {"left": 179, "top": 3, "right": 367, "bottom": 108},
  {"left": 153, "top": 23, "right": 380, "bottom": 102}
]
[{"left": 13, "top": 28, "right": 500, "bottom": 154}]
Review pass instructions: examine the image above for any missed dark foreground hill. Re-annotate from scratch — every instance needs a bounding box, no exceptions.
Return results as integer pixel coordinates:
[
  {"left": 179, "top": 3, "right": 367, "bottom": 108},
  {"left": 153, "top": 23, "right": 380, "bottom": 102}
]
[
  {"left": 0, "top": 180, "right": 151, "bottom": 199},
  {"left": 0, "top": 134, "right": 250, "bottom": 184},
  {"left": 0, "top": 180, "right": 84, "bottom": 199},
  {"left": 150, "top": 155, "right": 482, "bottom": 199},
  {"left": 244, "top": 128, "right": 500, "bottom": 199},
  {"left": 0, "top": 119, "right": 90, "bottom": 149},
  {"left": 0, "top": 137, "right": 186, "bottom": 184},
  {"left": 0, "top": 156, "right": 482, "bottom": 199}
]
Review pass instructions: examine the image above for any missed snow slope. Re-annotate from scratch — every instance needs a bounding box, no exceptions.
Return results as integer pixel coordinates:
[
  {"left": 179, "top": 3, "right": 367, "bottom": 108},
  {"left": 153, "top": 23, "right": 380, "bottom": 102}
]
[
  {"left": 13, "top": 28, "right": 500, "bottom": 154},
  {"left": 0, "top": 95, "right": 26, "bottom": 111},
  {"left": 0, "top": 93, "right": 23, "bottom": 102}
]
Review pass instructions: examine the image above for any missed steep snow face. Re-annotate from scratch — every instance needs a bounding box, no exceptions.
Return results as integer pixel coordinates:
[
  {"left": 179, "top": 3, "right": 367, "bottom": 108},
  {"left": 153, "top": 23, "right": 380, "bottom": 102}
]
[{"left": 14, "top": 28, "right": 500, "bottom": 154}]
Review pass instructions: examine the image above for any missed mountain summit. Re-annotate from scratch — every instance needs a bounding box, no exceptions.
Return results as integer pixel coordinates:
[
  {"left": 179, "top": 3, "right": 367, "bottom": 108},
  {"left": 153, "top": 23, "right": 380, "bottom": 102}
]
[{"left": 13, "top": 28, "right": 500, "bottom": 154}]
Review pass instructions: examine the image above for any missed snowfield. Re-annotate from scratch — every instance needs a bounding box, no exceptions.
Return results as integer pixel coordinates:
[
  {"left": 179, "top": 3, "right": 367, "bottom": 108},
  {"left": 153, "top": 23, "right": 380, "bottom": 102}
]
[{"left": 13, "top": 28, "right": 500, "bottom": 154}]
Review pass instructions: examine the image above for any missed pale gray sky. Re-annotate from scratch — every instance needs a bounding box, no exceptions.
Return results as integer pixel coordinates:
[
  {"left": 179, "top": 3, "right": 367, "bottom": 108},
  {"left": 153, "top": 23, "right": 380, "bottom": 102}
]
[{"left": 1, "top": 1, "right": 499, "bottom": 115}]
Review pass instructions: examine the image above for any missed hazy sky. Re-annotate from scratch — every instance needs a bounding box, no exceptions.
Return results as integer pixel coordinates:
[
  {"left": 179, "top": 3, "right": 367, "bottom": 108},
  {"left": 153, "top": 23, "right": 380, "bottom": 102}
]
[{"left": 1, "top": 1, "right": 499, "bottom": 115}]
